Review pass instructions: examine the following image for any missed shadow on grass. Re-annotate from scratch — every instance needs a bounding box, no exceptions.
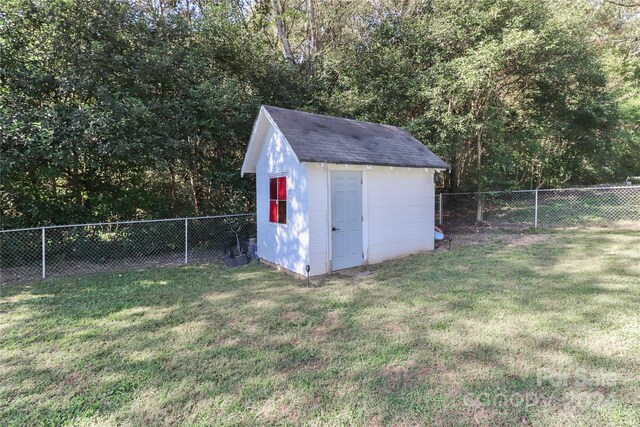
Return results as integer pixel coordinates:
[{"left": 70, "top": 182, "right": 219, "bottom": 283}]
[{"left": 1, "top": 229, "right": 639, "bottom": 425}]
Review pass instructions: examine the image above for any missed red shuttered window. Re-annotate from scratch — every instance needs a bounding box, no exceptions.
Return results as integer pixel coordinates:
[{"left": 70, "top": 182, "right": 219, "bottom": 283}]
[
  {"left": 269, "top": 176, "right": 287, "bottom": 224},
  {"left": 277, "top": 176, "right": 286, "bottom": 200},
  {"left": 269, "top": 200, "right": 278, "bottom": 223}
]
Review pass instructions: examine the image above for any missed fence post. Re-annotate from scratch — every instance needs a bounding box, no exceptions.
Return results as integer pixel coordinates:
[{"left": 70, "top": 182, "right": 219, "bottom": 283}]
[
  {"left": 438, "top": 193, "right": 443, "bottom": 225},
  {"left": 534, "top": 189, "right": 539, "bottom": 228},
  {"left": 41, "top": 227, "right": 46, "bottom": 279},
  {"left": 184, "top": 218, "right": 188, "bottom": 264}
]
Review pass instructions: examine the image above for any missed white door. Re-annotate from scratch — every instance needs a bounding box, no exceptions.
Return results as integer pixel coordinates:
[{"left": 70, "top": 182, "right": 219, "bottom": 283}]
[{"left": 331, "top": 171, "right": 363, "bottom": 271}]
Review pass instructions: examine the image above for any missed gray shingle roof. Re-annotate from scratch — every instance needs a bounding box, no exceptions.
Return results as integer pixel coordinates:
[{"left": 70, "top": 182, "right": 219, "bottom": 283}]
[{"left": 263, "top": 106, "right": 450, "bottom": 169}]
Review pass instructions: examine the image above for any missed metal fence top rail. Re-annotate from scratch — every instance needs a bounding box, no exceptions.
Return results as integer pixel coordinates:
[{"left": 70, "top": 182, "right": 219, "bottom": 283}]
[
  {"left": 0, "top": 213, "right": 256, "bottom": 234},
  {"left": 439, "top": 185, "right": 640, "bottom": 196}
]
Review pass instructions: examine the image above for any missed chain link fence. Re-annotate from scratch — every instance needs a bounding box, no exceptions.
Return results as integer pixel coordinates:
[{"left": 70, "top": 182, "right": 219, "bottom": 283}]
[
  {"left": 1, "top": 214, "right": 256, "bottom": 285},
  {"left": 436, "top": 185, "right": 640, "bottom": 228},
  {"left": 3, "top": 185, "right": 639, "bottom": 285}
]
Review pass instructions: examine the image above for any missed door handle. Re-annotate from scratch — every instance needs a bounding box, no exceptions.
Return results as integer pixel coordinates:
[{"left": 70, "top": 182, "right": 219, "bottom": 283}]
[{"left": 332, "top": 227, "right": 340, "bottom": 231}]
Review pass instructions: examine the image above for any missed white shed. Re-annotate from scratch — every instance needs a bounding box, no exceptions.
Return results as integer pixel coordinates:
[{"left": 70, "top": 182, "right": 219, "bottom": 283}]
[{"left": 241, "top": 106, "right": 449, "bottom": 277}]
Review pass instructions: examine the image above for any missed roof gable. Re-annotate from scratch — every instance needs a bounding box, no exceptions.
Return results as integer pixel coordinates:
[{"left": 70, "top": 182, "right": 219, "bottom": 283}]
[{"left": 241, "top": 107, "right": 297, "bottom": 176}]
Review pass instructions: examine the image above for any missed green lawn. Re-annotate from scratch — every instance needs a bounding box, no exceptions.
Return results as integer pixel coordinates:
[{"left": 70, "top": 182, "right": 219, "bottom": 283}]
[{"left": 1, "top": 228, "right": 639, "bottom": 426}]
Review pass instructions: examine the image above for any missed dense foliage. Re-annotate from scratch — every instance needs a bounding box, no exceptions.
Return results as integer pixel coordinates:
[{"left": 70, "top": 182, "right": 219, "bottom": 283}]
[{"left": 1, "top": 0, "right": 638, "bottom": 228}]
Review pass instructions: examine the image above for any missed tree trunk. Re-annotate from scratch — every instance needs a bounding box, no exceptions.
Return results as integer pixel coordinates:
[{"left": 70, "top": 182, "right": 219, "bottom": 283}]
[
  {"left": 271, "top": 0, "right": 294, "bottom": 64},
  {"left": 307, "top": 0, "right": 318, "bottom": 73},
  {"left": 188, "top": 172, "right": 200, "bottom": 215},
  {"left": 168, "top": 165, "right": 178, "bottom": 207}
]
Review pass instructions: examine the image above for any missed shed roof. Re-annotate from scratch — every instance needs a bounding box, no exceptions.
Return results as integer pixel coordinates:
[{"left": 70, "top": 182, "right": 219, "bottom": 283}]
[{"left": 241, "top": 106, "right": 449, "bottom": 175}]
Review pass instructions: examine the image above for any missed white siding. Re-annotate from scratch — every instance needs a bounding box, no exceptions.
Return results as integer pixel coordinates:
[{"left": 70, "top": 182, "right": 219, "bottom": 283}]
[
  {"left": 307, "top": 165, "right": 330, "bottom": 275},
  {"left": 306, "top": 164, "right": 435, "bottom": 274},
  {"left": 256, "top": 125, "right": 309, "bottom": 276},
  {"left": 366, "top": 167, "right": 434, "bottom": 263}
]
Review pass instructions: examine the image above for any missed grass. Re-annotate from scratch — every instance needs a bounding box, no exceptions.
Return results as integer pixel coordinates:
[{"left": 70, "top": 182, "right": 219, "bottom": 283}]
[{"left": 1, "top": 228, "right": 639, "bottom": 426}]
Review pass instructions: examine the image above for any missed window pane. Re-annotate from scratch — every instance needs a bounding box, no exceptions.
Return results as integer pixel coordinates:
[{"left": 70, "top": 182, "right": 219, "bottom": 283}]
[
  {"left": 269, "top": 200, "right": 278, "bottom": 223},
  {"left": 270, "top": 178, "right": 277, "bottom": 200},
  {"left": 277, "top": 176, "right": 286, "bottom": 200},
  {"left": 278, "top": 201, "right": 287, "bottom": 224}
]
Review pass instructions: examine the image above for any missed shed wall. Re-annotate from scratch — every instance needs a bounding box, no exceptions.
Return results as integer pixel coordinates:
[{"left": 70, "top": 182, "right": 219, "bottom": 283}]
[
  {"left": 256, "top": 126, "right": 309, "bottom": 276},
  {"left": 307, "top": 165, "right": 330, "bottom": 276},
  {"left": 366, "top": 167, "right": 435, "bottom": 263},
  {"left": 306, "top": 164, "right": 435, "bottom": 275}
]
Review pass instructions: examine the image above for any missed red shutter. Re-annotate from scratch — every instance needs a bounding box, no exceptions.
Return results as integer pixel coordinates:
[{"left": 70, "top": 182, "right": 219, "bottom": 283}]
[
  {"left": 277, "top": 176, "right": 286, "bottom": 200},
  {"left": 269, "top": 178, "right": 277, "bottom": 200}
]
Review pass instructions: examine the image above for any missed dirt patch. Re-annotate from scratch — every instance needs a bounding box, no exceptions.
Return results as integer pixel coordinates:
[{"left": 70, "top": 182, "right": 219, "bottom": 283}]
[
  {"left": 257, "top": 394, "right": 303, "bottom": 425},
  {"left": 219, "top": 337, "right": 241, "bottom": 347},
  {"left": 282, "top": 310, "right": 305, "bottom": 322},
  {"left": 435, "top": 227, "right": 556, "bottom": 251},
  {"left": 312, "top": 311, "right": 342, "bottom": 340},
  {"left": 382, "top": 322, "right": 405, "bottom": 337},
  {"left": 64, "top": 371, "right": 87, "bottom": 388},
  {"left": 382, "top": 358, "right": 441, "bottom": 391},
  {"left": 506, "top": 234, "right": 554, "bottom": 246},
  {"left": 337, "top": 268, "right": 372, "bottom": 278}
]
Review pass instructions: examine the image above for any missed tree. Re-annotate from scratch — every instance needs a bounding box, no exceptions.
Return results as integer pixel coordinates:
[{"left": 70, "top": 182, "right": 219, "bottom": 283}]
[
  {"left": 1, "top": 0, "right": 637, "bottom": 228},
  {"left": 0, "top": 0, "right": 307, "bottom": 227}
]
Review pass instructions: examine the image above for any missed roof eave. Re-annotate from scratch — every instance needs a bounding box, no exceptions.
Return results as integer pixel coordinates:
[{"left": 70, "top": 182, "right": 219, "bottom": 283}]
[
  {"left": 241, "top": 106, "right": 272, "bottom": 176},
  {"left": 240, "top": 108, "right": 263, "bottom": 176},
  {"left": 299, "top": 159, "right": 450, "bottom": 170}
]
